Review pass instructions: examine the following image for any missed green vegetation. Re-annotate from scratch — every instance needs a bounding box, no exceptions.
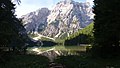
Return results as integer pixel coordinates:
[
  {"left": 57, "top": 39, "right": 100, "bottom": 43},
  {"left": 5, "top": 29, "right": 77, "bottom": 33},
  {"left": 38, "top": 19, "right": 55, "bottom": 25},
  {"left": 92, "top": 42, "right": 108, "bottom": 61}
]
[
  {"left": 0, "top": 0, "right": 120, "bottom": 68},
  {"left": 28, "top": 23, "right": 94, "bottom": 46},
  {"left": 54, "top": 39, "right": 65, "bottom": 45},
  {"left": 66, "top": 23, "right": 94, "bottom": 40},
  {"left": 28, "top": 33, "right": 39, "bottom": 38},
  {"left": 40, "top": 37, "right": 54, "bottom": 41},
  {"left": 42, "top": 41, "right": 57, "bottom": 47},
  {"left": 93, "top": 0, "right": 120, "bottom": 57},
  {"left": 0, "top": 0, "right": 26, "bottom": 48},
  {"left": 0, "top": 0, "right": 30, "bottom": 63},
  {"left": 58, "top": 33, "right": 68, "bottom": 40},
  {"left": 65, "top": 23, "right": 94, "bottom": 45},
  {"left": 55, "top": 55, "right": 120, "bottom": 68},
  {"left": 0, "top": 55, "right": 49, "bottom": 68}
]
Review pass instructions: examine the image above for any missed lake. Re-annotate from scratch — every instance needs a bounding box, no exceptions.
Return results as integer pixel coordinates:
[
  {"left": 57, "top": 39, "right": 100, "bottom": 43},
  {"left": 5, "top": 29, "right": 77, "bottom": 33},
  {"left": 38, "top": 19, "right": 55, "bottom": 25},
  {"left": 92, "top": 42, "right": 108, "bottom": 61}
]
[
  {"left": 27, "top": 45, "right": 90, "bottom": 55},
  {"left": 27, "top": 45, "right": 90, "bottom": 61}
]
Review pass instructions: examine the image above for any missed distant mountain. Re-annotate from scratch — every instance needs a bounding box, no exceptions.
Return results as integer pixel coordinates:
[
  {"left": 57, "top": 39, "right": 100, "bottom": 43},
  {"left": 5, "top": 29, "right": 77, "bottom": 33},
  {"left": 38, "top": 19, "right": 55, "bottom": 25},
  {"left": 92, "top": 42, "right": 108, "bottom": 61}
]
[
  {"left": 21, "top": 8, "right": 50, "bottom": 34},
  {"left": 21, "top": 0, "right": 94, "bottom": 40}
]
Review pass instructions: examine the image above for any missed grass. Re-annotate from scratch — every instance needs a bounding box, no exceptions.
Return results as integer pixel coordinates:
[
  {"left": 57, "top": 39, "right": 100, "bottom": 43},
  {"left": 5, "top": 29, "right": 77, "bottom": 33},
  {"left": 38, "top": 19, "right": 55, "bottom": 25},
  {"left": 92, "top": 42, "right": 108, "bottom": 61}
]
[{"left": 0, "top": 55, "right": 49, "bottom": 68}]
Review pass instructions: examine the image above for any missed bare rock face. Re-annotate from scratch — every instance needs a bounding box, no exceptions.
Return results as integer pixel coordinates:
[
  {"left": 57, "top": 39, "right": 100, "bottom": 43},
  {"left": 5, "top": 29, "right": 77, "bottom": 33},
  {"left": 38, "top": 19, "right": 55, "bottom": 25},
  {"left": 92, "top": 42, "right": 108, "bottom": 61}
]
[
  {"left": 21, "top": 8, "right": 50, "bottom": 34},
  {"left": 21, "top": 0, "right": 94, "bottom": 39}
]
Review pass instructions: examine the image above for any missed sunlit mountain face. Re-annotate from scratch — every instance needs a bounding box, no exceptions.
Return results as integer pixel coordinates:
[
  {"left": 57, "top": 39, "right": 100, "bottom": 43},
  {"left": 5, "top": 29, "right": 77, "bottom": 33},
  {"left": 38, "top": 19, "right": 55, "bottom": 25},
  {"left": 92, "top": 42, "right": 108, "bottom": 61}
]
[{"left": 21, "top": 0, "right": 94, "bottom": 40}]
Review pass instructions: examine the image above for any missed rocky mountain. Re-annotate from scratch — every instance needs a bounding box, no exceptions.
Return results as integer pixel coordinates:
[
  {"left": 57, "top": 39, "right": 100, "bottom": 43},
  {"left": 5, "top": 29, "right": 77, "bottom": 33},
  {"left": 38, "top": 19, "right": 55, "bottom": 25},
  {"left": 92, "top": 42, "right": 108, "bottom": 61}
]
[
  {"left": 21, "top": 0, "right": 94, "bottom": 40},
  {"left": 21, "top": 8, "right": 50, "bottom": 34}
]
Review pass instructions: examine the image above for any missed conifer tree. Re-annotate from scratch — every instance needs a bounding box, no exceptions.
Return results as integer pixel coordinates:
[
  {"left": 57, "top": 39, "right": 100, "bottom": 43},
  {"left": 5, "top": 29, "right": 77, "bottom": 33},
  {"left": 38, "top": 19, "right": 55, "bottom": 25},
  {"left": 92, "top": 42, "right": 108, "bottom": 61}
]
[
  {"left": 93, "top": 0, "right": 120, "bottom": 57},
  {"left": 0, "top": 0, "right": 19, "bottom": 46},
  {"left": 0, "top": 0, "right": 28, "bottom": 53}
]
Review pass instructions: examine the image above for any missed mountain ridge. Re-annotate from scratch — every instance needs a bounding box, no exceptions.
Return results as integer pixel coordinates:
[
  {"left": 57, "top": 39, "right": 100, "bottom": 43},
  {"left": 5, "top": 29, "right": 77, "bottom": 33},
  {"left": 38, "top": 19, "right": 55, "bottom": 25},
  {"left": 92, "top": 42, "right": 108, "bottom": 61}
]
[{"left": 21, "top": 0, "right": 94, "bottom": 40}]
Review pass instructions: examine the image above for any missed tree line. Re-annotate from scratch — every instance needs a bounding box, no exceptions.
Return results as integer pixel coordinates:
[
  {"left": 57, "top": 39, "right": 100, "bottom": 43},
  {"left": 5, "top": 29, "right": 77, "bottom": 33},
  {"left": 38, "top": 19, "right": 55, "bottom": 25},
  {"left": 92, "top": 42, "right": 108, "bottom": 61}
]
[
  {"left": 0, "top": 0, "right": 38, "bottom": 62},
  {"left": 0, "top": 0, "right": 120, "bottom": 63},
  {"left": 92, "top": 0, "right": 120, "bottom": 58},
  {"left": 64, "top": 23, "right": 94, "bottom": 45}
]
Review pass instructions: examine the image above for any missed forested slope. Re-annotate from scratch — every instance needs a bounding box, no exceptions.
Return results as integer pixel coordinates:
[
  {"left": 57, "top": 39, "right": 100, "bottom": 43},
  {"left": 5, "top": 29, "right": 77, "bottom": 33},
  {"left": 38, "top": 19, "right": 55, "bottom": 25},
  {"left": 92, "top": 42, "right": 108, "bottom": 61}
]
[{"left": 64, "top": 23, "right": 94, "bottom": 45}]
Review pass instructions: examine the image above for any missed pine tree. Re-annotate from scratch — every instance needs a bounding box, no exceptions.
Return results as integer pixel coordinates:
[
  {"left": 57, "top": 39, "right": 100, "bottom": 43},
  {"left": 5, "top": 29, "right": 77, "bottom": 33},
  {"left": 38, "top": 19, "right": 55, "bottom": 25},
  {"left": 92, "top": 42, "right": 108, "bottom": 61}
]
[
  {"left": 93, "top": 0, "right": 120, "bottom": 57},
  {"left": 1, "top": 0, "right": 17, "bottom": 46},
  {"left": 0, "top": 0, "right": 28, "bottom": 53}
]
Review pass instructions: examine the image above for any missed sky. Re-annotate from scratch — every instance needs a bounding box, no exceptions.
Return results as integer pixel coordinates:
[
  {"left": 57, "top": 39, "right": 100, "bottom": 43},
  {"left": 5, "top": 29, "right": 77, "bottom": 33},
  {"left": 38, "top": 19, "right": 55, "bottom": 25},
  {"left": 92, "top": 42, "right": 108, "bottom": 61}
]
[{"left": 14, "top": 0, "right": 94, "bottom": 17}]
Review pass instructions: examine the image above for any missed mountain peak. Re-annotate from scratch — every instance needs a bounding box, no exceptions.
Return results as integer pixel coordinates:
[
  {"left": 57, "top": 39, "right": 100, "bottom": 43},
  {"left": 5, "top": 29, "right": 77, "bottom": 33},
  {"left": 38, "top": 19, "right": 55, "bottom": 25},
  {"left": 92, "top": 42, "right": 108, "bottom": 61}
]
[
  {"left": 21, "top": 1, "right": 94, "bottom": 39},
  {"left": 64, "top": 0, "right": 73, "bottom": 2}
]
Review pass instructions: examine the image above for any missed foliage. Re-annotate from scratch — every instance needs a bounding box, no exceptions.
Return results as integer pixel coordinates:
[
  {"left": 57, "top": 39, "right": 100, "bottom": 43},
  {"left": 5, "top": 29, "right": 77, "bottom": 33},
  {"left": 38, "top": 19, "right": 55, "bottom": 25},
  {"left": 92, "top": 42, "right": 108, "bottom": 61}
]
[
  {"left": 55, "top": 55, "right": 120, "bottom": 68},
  {"left": 93, "top": 0, "right": 120, "bottom": 57},
  {"left": 42, "top": 41, "right": 57, "bottom": 47},
  {"left": 40, "top": 37, "right": 54, "bottom": 41},
  {"left": 39, "top": 37, "right": 57, "bottom": 47},
  {"left": 0, "top": 0, "right": 29, "bottom": 62},
  {"left": 65, "top": 23, "right": 94, "bottom": 45},
  {"left": 0, "top": 55, "right": 49, "bottom": 68},
  {"left": 0, "top": 0, "right": 27, "bottom": 48},
  {"left": 28, "top": 33, "right": 39, "bottom": 38}
]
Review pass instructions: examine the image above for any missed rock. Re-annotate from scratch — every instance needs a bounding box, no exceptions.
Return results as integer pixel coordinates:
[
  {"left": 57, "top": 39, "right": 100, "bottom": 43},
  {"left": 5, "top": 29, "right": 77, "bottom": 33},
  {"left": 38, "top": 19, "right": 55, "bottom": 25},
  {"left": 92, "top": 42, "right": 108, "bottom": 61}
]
[
  {"left": 21, "top": 0, "right": 94, "bottom": 39},
  {"left": 21, "top": 8, "right": 50, "bottom": 34}
]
